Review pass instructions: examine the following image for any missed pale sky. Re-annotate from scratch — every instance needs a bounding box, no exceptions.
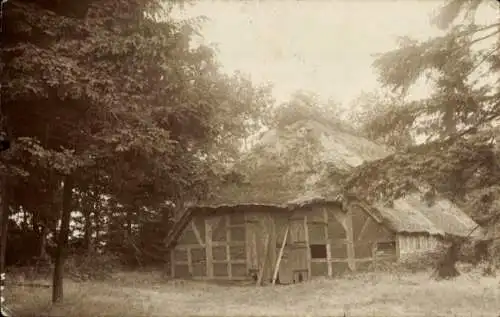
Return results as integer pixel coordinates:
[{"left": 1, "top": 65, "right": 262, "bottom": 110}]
[{"left": 174, "top": 0, "right": 498, "bottom": 106}]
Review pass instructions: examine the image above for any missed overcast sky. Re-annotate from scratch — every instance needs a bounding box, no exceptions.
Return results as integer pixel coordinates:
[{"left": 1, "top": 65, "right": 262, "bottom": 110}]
[{"left": 174, "top": 0, "right": 498, "bottom": 106}]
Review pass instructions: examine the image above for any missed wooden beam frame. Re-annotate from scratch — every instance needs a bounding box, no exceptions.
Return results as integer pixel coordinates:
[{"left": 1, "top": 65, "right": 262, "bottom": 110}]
[
  {"left": 187, "top": 247, "right": 193, "bottom": 276},
  {"left": 244, "top": 213, "right": 253, "bottom": 273},
  {"left": 175, "top": 241, "right": 244, "bottom": 249},
  {"left": 322, "top": 208, "right": 333, "bottom": 277},
  {"left": 356, "top": 217, "right": 371, "bottom": 242},
  {"left": 205, "top": 218, "right": 214, "bottom": 278},
  {"left": 304, "top": 215, "right": 312, "bottom": 279},
  {"left": 191, "top": 221, "right": 205, "bottom": 247},
  {"left": 347, "top": 201, "right": 383, "bottom": 223},
  {"left": 170, "top": 250, "right": 175, "bottom": 278},
  {"left": 345, "top": 211, "right": 356, "bottom": 271},
  {"left": 269, "top": 215, "right": 277, "bottom": 280},
  {"left": 225, "top": 215, "right": 232, "bottom": 278},
  {"left": 256, "top": 232, "right": 270, "bottom": 286}
]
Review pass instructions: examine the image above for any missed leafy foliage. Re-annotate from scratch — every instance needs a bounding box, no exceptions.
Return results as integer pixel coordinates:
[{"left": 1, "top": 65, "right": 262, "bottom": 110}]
[
  {"left": 347, "top": 91, "right": 416, "bottom": 149},
  {"left": 349, "top": 0, "right": 500, "bottom": 235},
  {"left": 341, "top": 130, "right": 500, "bottom": 223},
  {"left": 269, "top": 90, "right": 354, "bottom": 133},
  {"left": 1, "top": 0, "right": 274, "bottom": 293},
  {"left": 371, "top": 0, "right": 499, "bottom": 141}
]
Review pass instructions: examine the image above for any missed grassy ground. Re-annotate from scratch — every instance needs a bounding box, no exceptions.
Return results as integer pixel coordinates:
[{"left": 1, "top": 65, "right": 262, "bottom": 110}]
[{"left": 5, "top": 268, "right": 500, "bottom": 317}]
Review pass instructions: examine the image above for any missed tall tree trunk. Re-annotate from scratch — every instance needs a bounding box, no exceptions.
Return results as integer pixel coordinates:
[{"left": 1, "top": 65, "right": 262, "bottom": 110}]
[
  {"left": 52, "top": 175, "right": 74, "bottom": 303},
  {"left": 0, "top": 176, "right": 9, "bottom": 278}
]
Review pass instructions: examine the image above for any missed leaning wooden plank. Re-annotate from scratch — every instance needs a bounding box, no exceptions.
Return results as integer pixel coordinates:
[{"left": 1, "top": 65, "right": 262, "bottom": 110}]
[
  {"left": 164, "top": 207, "right": 194, "bottom": 251},
  {"left": 356, "top": 217, "right": 371, "bottom": 242},
  {"left": 256, "top": 233, "right": 270, "bottom": 286},
  {"left": 191, "top": 221, "right": 205, "bottom": 247},
  {"left": 272, "top": 225, "right": 289, "bottom": 285}
]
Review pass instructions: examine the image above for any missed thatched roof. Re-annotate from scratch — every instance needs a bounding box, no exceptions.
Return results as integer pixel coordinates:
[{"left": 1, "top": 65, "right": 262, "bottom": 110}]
[
  {"left": 373, "top": 193, "right": 481, "bottom": 237},
  {"left": 174, "top": 119, "right": 483, "bottom": 242},
  {"left": 336, "top": 133, "right": 498, "bottom": 238},
  {"left": 205, "top": 119, "right": 391, "bottom": 206}
]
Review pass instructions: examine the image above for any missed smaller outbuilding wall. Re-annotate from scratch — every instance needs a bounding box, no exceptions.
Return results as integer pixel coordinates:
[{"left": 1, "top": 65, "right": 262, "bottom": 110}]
[
  {"left": 348, "top": 203, "right": 397, "bottom": 270},
  {"left": 397, "top": 234, "right": 442, "bottom": 260}
]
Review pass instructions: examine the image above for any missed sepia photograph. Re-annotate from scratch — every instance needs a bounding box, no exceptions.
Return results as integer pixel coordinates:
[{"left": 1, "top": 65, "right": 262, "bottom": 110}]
[{"left": 0, "top": 0, "right": 499, "bottom": 316}]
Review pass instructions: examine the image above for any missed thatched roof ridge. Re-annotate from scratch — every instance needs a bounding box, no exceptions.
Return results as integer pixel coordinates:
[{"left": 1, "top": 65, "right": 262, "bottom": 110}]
[
  {"left": 372, "top": 193, "right": 481, "bottom": 237},
  {"left": 335, "top": 134, "right": 493, "bottom": 238},
  {"left": 204, "top": 118, "right": 391, "bottom": 207},
  {"left": 172, "top": 121, "right": 484, "bottom": 243}
]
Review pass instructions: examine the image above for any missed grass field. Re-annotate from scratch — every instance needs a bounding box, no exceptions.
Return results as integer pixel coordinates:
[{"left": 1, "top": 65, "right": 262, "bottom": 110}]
[{"left": 5, "top": 268, "right": 500, "bottom": 317}]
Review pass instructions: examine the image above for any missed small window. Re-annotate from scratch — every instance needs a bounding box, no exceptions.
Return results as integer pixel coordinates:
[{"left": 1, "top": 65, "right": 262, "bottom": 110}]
[
  {"left": 310, "top": 244, "right": 327, "bottom": 259},
  {"left": 376, "top": 241, "right": 396, "bottom": 254}
]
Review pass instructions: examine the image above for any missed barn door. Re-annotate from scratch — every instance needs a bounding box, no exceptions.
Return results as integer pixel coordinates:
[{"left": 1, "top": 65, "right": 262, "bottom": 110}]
[
  {"left": 245, "top": 220, "right": 259, "bottom": 280},
  {"left": 288, "top": 216, "right": 309, "bottom": 282}
]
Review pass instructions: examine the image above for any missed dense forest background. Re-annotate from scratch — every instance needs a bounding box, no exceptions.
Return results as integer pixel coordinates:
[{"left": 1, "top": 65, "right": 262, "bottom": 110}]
[{"left": 0, "top": 0, "right": 499, "bottom": 304}]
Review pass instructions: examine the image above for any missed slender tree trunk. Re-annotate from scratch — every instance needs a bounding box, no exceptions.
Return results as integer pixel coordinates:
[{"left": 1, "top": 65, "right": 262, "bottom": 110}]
[
  {"left": 82, "top": 193, "right": 93, "bottom": 254},
  {"left": 39, "top": 227, "right": 48, "bottom": 259},
  {"left": 94, "top": 212, "right": 100, "bottom": 252},
  {"left": 22, "top": 208, "right": 28, "bottom": 231},
  {"left": 52, "top": 175, "right": 74, "bottom": 303},
  {"left": 126, "top": 209, "right": 132, "bottom": 237},
  {"left": 93, "top": 191, "right": 100, "bottom": 252},
  {"left": 0, "top": 176, "right": 9, "bottom": 278},
  {"left": 83, "top": 212, "right": 92, "bottom": 254}
]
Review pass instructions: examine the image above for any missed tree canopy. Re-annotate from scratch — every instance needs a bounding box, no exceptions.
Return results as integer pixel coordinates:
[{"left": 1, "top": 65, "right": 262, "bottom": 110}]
[
  {"left": 1, "top": 0, "right": 273, "bottom": 302},
  {"left": 349, "top": 0, "right": 500, "bottom": 231},
  {"left": 371, "top": 0, "right": 499, "bottom": 142}
]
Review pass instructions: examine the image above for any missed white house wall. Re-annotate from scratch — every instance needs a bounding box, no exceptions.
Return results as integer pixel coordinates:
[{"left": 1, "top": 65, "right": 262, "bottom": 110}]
[{"left": 397, "top": 234, "right": 441, "bottom": 260}]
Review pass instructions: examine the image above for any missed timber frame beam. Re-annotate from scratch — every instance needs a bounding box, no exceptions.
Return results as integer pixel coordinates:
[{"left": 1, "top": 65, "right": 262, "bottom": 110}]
[{"left": 191, "top": 221, "right": 205, "bottom": 247}]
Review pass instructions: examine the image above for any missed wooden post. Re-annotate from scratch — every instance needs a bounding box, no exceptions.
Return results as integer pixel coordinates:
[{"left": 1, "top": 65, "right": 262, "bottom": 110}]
[
  {"left": 272, "top": 225, "right": 289, "bottom": 285},
  {"left": 323, "top": 208, "right": 332, "bottom": 278},
  {"left": 205, "top": 219, "right": 214, "bottom": 278},
  {"left": 170, "top": 250, "right": 175, "bottom": 278},
  {"left": 256, "top": 233, "right": 270, "bottom": 286},
  {"left": 345, "top": 211, "right": 356, "bottom": 271},
  {"left": 225, "top": 215, "right": 232, "bottom": 278},
  {"left": 252, "top": 228, "right": 258, "bottom": 269},
  {"left": 191, "top": 221, "right": 205, "bottom": 247},
  {"left": 357, "top": 217, "right": 371, "bottom": 242},
  {"left": 187, "top": 247, "right": 193, "bottom": 276},
  {"left": 244, "top": 213, "right": 252, "bottom": 272},
  {"left": 304, "top": 215, "right": 312, "bottom": 278},
  {"left": 268, "top": 216, "right": 277, "bottom": 281},
  {"left": 395, "top": 235, "right": 401, "bottom": 260}
]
